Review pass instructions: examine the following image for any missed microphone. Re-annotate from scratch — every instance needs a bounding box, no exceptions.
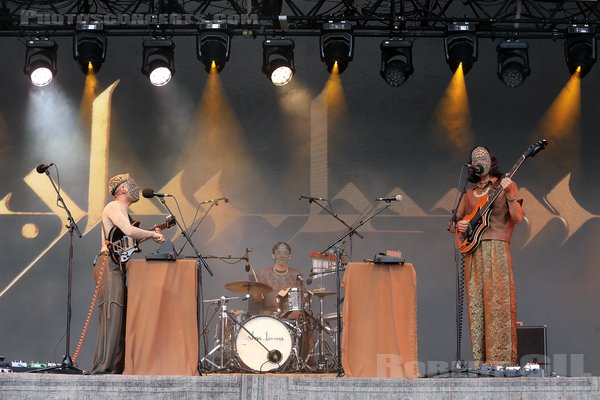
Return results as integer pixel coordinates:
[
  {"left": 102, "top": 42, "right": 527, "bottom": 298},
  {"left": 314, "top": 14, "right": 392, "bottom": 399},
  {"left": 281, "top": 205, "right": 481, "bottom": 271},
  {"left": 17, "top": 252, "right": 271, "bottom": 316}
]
[
  {"left": 306, "top": 273, "right": 313, "bottom": 285},
  {"left": 244, "top": 247, "right": 252, "bottom": 273},
  {"left": 296, "top": 274, "right": 304, "bottom": 283},
  {"left": 299, "top": 195, "right": 326, "bottom": 201},
  {"left": 375, "top": 195, "right": 403, "bottom": 202},
  {"left": 36, "top": 163, "right": 54, "bottom": 174},
  {"left": 199, "top": 197, "right": 229, "bottom": 205},
  {"left": 465, "top": 164, "right": 484, "bottom": 174},
  {"left": 142, "top": 188, "right": 172, "bottom": 198}
]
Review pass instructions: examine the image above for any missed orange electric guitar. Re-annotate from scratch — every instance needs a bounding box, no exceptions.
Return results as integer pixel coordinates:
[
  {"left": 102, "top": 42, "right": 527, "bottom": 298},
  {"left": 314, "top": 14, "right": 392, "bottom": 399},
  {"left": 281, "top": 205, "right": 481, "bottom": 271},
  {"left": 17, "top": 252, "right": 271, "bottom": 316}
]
[
  {"left": 107, "top": 215, "right": 176, "bottom": 264},
  {"left": 457, "top": 140, "right": 547, "bottom": 254}
]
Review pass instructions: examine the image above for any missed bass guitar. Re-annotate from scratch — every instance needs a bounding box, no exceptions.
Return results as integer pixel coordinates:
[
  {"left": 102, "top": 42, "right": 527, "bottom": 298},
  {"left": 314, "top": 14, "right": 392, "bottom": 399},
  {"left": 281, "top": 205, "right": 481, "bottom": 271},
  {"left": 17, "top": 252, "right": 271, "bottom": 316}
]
[
  {"left": 457, "top": 140, "right": 547, "bottom": 254},
  {"left": 107, "top": 215, "right": 176, "bottom": 264}
]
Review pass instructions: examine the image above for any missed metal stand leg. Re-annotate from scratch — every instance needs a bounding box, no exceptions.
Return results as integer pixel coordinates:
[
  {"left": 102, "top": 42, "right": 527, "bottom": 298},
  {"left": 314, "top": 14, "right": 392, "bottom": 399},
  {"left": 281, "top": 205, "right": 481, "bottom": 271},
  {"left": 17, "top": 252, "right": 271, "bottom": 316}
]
[{"left": 200, "top": 298, "right": 241, "bottom": 372}]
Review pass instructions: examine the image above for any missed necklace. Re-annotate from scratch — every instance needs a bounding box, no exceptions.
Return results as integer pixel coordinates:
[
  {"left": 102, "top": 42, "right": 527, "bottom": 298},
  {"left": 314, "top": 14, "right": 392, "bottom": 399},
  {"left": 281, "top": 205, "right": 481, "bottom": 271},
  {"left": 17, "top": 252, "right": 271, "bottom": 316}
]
[
  {"left": 473, "top": 186, "right": 491, "bottom": 198},
  {"left": 273, "top": 266, "right": 288, "bottom": 276}
]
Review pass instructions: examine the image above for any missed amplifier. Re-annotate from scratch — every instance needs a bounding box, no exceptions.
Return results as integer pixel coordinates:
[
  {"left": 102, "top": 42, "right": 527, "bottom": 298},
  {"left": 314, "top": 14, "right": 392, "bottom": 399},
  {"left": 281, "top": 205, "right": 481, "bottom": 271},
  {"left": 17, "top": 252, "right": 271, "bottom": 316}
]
[{"left": 517, "top": 325, "right": 548, "bottom": 368}]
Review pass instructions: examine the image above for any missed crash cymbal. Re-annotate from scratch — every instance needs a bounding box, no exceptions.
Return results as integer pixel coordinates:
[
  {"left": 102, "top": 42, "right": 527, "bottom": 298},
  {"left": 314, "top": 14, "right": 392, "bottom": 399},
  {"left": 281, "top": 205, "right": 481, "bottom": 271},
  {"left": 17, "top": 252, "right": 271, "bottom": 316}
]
[
  {"left": 224, "top": 280, "right": 273, "bottom": 295},
  {"left": 311, "top": 288, "right": 337, "bottom": 297}
]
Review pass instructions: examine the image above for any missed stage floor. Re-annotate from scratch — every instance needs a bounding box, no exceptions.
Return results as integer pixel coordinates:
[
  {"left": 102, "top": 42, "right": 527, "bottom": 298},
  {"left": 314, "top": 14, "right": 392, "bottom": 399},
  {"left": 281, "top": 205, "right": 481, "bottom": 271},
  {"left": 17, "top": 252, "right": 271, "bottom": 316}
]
[{"left": 1, "top": 373, "right": 599, "bottom": 400}]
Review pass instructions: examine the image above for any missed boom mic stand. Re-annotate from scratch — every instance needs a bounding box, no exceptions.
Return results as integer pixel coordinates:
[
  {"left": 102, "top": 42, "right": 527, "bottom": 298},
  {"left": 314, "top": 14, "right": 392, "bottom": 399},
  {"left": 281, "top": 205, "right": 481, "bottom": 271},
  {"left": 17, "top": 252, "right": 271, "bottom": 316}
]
[
  {"left": 35, "top": 166, "right": 83, "bottom": 374},
  {"left": 299, "top": 196, "right": 363, "bottom": 261},
  {"left": 320, "top": 201, "right": 393, "bottom": 377},
  {"left": 153, "top": 196, "right": 214, "bottom": 376}
]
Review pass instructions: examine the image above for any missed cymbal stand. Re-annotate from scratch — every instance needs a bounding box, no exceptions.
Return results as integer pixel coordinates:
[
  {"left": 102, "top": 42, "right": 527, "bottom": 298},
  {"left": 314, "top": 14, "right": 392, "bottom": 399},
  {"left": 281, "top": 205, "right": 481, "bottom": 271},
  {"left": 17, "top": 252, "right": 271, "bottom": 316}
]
[
  {"left": 305, "top": 296, "right": 338, "bottom": 372},
  {"left": 201, "top": 296, "right": 245, "bottom": 371}
]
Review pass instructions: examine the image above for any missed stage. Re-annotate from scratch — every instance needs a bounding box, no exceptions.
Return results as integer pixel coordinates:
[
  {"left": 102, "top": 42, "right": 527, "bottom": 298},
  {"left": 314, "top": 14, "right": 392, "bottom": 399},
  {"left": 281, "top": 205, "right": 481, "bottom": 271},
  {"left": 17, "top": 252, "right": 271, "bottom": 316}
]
[{"left": 1, "top": 373, "right": 599, "bottom": 400}]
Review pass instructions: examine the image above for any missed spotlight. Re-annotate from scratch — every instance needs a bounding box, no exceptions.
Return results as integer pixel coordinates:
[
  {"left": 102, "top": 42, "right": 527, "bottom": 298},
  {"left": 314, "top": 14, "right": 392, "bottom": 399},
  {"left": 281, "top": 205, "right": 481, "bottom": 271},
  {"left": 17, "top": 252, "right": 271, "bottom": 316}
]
[
  {"left": 444, "top": 23, "right": 477, "bottom": 74},
  {"left": 142, "top": 38, "right": 175, "bottom": 86},
  {"left": 564, "top": 25, "right": 596, "bottom": 78},
  {"left": 497, "top": 40, "right": 530, "bottom": 88},
  {"left": 197, "top": 22, "right": 231, "bottom": 73},
  {"left": 320, "top": 22, "right": 353, "bottom": 74},
  {"left": 262, "top": 38, "right": 295, "bottom": 86},
  {"left": 73, "top": 23, "right": 107, "bottom": 74},
  {"left": 24, "top": 38, "right": 57, "bottom": 87},
  {"left": 380, "top": 39, "right": 414, "bottom": 86}
]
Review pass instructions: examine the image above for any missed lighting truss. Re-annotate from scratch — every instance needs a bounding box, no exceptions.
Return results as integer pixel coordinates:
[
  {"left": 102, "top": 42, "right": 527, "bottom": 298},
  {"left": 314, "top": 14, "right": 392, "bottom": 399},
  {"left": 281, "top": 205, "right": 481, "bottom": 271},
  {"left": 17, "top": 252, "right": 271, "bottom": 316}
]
[{"left": 2, "top": 1, "right": 600, "bottom": 39}]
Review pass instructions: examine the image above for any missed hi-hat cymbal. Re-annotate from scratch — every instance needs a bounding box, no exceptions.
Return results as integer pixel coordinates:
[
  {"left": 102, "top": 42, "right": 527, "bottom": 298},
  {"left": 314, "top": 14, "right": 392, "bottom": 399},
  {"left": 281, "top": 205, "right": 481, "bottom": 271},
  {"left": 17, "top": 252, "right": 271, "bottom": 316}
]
[
  {"left": 311, "top": 288, "right": 337, "bottom": 297},
  {"left": 224, "top": 280, "right": 273, "bottom": 295}
]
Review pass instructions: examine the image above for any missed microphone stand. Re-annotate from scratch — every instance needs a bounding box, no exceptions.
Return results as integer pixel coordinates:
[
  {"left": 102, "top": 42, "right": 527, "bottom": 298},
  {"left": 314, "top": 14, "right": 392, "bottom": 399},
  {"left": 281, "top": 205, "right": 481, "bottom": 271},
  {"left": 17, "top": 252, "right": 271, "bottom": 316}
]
[
  {"left": 175, "top": 200, "right": 216, "bottom": 258},
  {"left": 424, "top": 168, "right": 472, "bottom": 378},
  {"left": 35, "top": 168, "right": 83, "bottom": 374},
  {"left": 320, "top": 201, "right": 392, "bottom": 377},
  {"left": 154, "top": 196, "right": 213, "bottom": 376},
  {"left": 301, "top": 197, "right": 363, "bottom": 261}
]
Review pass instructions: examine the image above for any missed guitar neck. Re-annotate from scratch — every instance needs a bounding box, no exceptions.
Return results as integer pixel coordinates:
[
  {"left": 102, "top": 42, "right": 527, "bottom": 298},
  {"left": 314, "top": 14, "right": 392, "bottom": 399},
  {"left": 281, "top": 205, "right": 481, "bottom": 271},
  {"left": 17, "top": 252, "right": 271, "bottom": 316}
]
[{"left": 479, "top": 154, "right": 526, "bottom": 215}]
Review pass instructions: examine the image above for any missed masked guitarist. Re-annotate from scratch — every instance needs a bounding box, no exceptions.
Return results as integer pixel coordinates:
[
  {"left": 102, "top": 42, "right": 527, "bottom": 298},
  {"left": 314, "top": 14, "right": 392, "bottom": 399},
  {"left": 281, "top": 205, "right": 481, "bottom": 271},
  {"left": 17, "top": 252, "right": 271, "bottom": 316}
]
[
  {"left": 91, "top": 173, "right": 165, "bottom": 374},
  {"left": 455, "top": 146, "right": 523, "bottom": 369}
]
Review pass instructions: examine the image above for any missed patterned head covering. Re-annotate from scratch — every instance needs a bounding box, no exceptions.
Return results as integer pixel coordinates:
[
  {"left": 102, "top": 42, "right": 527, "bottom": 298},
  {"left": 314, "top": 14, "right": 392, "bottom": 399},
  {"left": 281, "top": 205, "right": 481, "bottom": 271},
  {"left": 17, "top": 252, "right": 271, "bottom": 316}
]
[
  {"left": 108, "top": 173, "right": 131, "bottom": 196},
  {"left": 471, "top": 146, "right": 491, "bottom": 176}
]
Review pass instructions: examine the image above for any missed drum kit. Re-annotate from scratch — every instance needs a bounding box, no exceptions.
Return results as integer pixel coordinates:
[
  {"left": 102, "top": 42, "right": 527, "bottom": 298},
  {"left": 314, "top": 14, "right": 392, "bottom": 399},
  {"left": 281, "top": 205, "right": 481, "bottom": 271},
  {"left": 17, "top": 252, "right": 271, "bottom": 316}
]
[{"left": 200, "top": 280, "right": 340, "bottom": 373}]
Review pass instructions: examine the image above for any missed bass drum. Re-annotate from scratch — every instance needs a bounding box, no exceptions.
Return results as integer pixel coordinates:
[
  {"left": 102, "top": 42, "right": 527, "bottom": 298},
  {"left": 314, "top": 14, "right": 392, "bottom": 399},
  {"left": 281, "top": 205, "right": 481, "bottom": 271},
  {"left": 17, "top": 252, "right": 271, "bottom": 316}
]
[{"left": 235, "top": 315, "right": 292, "bottom": 372}]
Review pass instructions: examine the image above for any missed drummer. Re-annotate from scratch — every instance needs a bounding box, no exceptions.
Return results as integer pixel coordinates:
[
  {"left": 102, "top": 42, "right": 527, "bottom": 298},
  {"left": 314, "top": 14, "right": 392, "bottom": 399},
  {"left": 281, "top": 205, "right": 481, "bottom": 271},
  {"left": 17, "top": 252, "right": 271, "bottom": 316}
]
[{"left": 251, "top": 241, "right": 305, "bottom": 314}]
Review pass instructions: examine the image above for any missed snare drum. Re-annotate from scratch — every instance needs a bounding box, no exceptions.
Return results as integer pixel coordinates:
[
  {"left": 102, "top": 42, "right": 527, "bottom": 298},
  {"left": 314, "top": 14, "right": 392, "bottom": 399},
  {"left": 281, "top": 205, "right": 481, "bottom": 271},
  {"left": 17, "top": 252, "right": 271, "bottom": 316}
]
[
  {"left": 277, "top": 287, "right": 312, "bottom": 319},
  {"left": 235, "top": 315, "right": 293, "bottom": 372}
]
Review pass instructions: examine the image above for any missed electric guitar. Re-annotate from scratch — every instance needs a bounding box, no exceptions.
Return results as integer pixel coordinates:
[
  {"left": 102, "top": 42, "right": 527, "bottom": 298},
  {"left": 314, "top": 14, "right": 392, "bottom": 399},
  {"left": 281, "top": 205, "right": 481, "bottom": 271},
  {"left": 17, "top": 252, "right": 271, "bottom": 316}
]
[
  {"left": 457, "top": 140, "right": 547, "bottom": 254},
  {"left": 107, "top": 215, "right": 176, "bottom": 264}
]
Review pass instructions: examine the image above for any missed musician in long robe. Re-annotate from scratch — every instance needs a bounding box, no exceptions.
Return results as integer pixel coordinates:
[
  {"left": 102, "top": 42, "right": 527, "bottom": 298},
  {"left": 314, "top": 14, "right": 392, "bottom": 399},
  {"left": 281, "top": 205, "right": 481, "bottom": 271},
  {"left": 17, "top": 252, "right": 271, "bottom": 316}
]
[
  {"left": 455, "top": 146, "right": 523, "bottom": 368},
  {"left": 91, "top": 174, "right": 164, "bottom": 374}
]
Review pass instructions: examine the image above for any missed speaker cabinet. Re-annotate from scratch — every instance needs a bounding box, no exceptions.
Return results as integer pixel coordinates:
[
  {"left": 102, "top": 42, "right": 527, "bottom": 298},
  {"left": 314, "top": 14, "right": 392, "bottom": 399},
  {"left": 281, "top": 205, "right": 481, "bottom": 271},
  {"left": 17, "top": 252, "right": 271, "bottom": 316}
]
[{"left": 517, "top": 325, "right": 548, "bottom": 368}]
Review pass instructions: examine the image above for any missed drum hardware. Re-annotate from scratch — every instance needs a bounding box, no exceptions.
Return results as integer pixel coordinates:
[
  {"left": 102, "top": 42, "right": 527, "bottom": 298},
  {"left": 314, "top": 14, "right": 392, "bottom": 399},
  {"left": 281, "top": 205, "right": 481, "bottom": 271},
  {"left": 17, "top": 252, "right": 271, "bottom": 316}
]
[
  {"left": 303, "top": 287, "right": 339, "bottom": 372},
  {"left": 200, "top": 296, "right": 246, "bottom": 372}
]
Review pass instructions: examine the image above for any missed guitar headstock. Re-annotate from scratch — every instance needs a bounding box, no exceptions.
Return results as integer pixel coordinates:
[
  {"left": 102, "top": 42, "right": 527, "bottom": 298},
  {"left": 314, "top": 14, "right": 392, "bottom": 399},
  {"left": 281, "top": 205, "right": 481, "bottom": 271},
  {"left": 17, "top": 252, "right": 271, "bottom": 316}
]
[{"left": 525, "top": 139, "right": 548, "bottom": 158}]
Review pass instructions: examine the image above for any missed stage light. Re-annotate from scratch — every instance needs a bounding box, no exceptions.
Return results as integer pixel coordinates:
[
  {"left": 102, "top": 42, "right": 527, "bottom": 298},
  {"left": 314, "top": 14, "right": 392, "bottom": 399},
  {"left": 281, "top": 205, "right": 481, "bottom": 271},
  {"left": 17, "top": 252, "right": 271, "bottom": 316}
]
[
  {"left": 197, "top": 22, "right": 231, "bottom": 73},
  {"left": 142, "top": 38, "right": 175, "bottom": 86},
  {"left": 320, "top": 22, "right": 353, "bottom": 74},
  {"left": 23, "top": 38, "right": 57, "bottom": 87},
  {"left": 497, "top": 40, "right": 531, "bottom": 88},
  {"left": 444, "top": 23, "right": 477, "bottom": 74},
  {"left": 380, "top": 39, "right": 414, "bottom": 86},
  {"left": 262, "top": 38, "right": 295, "bottom": 86},
  {"left": 73, "top": 23, "right": 107, "bottom": 74},
  {"left": 564, "top": 25, "right": 596, "bottom": 78}
]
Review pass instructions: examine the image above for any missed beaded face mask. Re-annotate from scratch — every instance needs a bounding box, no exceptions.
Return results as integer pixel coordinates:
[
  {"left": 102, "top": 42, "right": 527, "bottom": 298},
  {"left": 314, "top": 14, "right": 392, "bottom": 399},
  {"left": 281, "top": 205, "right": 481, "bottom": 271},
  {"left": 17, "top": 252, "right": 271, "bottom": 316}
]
[
  {"left": 124, "top": 179, "right": 140, "bottom": 202},
  {"left": 273, "top": 243, "right": 291, "bottom": 265},
  {"left": 471, "top": 146, "right": 491, "bottom": 176}
]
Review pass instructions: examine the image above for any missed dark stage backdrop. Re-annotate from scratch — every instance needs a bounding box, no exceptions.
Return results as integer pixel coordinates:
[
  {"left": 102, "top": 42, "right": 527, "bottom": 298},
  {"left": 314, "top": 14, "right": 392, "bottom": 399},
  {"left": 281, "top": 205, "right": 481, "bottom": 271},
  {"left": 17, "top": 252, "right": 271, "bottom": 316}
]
[{"left": 1, "top": 34, "right": 599, "bottom": 376}]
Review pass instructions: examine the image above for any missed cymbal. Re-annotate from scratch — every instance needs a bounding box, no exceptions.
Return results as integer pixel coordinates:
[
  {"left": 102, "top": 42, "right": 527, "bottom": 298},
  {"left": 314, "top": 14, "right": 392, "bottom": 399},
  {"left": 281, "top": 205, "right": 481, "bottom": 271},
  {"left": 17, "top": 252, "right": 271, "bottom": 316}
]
[
  {"left": 311, "top": 288, "right": 337, "bottom": 297},
  {"left": 224, "top": 281, "right": 273, "bottom": 295}
]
